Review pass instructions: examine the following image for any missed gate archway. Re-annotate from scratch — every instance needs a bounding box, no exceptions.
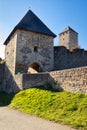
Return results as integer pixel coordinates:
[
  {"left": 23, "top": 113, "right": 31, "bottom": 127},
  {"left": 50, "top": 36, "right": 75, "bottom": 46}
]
[{"left": 28, "top": 62, "right": 42, "bottom": 73}]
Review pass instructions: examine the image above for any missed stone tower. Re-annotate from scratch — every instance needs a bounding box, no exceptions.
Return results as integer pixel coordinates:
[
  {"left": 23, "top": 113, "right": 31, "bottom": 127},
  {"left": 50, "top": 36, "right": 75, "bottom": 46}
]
[
  {"left": 59, "top": 26, "right": 79, "bottom": 51},
  {"left": 3, "top": 10, "right": 56, "bottom": 92},
  {"left": 4, "top": 10, "right": 56, "bottom": 74}
]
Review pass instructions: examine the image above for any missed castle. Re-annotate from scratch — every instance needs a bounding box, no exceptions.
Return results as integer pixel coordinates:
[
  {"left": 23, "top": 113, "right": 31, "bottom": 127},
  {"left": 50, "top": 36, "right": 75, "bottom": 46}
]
[{"left": 1, "top": 10, "right": 87, "bottom": 93}]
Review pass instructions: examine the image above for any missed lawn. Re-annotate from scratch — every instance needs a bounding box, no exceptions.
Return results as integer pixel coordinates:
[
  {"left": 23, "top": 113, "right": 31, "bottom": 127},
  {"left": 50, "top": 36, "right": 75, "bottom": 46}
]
[{"left": 0, "top": 88, "right": 87, "bottom": 129}]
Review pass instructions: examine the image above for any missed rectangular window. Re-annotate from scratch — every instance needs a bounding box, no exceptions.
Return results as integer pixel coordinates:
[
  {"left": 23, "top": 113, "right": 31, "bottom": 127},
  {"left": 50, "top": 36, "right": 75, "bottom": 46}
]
[{"left": 34, "top": 46, "right": 38, "bottom": 52}]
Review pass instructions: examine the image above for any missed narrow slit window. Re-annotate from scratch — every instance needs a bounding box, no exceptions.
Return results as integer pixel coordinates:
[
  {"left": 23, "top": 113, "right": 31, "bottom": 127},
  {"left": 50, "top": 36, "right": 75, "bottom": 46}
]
[{"left": 34, "top": 46, "right": 38, "bottom": 52}]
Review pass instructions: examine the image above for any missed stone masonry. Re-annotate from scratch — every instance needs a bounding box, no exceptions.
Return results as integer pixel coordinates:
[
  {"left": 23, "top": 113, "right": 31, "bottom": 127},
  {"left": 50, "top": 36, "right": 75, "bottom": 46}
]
[
  {"left": 54, "top": 46, "right": 87, "bottom": 70},
  {"left": 49, "top": 66, "right": 87, "bottom": 93},
  {"left": 0, "top": 63, "right": 4, "bottom": 91},
  {"left": 1, "top": 10, "right": 87, "bottom": 93},
  {"left": 59, "top": 26, "right": 79, "bottom": 51},
  {"left": 15, "top": 30, "right": 54, "bottom": 73},
  {"left": 3, "top": 66, "right": 87, "bottom": 94},
  {"left": 3, "top": 29, "right": 54, "bottom": 92}
]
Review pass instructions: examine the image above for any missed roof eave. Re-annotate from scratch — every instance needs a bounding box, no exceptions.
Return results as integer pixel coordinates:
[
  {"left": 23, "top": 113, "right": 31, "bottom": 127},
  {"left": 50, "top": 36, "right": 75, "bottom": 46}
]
[
  {"left": 3, "top": 27, "right": 17, "bottom": 45},
  {"left": 4, "top": 27, "right": 56, "bottom": 45},
  {"left": 17, "top": 27, "right": 57, "bottom": 38}
]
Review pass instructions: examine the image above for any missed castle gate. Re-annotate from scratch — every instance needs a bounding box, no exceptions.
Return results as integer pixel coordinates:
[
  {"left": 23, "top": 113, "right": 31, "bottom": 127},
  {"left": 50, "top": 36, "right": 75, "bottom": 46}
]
[{"left": 28, "top": 62, "right": 42, "bottom": 73}]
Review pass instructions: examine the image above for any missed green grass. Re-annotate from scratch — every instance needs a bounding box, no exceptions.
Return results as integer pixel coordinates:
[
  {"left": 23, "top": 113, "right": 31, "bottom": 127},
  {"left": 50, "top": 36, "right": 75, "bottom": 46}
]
[{"left": 7, "top": 88, "right": 87, "bottom": 129}]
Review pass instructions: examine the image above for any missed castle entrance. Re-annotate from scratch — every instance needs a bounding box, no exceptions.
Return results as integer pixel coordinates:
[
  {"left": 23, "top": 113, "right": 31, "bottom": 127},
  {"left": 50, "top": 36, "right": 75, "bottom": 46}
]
[{"left": 28, "top": 62, "right": 42, "bottom": 74}]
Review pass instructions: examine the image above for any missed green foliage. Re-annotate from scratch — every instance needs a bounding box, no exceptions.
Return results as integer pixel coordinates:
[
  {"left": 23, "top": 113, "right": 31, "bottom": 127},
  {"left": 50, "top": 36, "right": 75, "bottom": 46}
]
[
  {"left": 8, "top": 88, "right": 87, "bottom": 129},
  {"left": 0, "top": 89, "right": 87, "bottom": 129},
  {"left": 0, "top": 60, "right": 5, "bottom": 64}
]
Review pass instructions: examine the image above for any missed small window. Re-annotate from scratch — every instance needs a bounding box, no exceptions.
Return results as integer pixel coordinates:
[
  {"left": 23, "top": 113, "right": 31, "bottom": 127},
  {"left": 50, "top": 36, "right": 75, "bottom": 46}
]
[
  {"left": 34, "top": 46, "right": 38, "bottom": 52},
  {"left": 7, "top": 52, "right": 9, "bottom": 55}
]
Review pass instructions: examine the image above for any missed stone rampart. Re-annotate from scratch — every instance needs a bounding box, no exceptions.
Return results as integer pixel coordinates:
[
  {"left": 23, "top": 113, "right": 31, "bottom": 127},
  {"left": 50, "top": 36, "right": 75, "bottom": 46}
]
[
  {"left": 54, "top": 46, "right": 87, "bottom": 70},
  {"left": 14, "top": 73, "right": 49, "bottom": 91},
  {"left": 2, "top": 65, "right": 87, "bottom": 94},
  {"left": 49, "top": 66, "right": 87, "bottom": 93},
  {"left": 13, "top": 66, "right": 87, "bottom": 94}
]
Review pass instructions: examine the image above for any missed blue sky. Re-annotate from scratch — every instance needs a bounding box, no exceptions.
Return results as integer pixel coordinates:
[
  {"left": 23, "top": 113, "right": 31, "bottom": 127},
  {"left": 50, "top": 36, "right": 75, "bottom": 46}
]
[{"left": 0, "top": 0, "right": 87, "bottom": 58}]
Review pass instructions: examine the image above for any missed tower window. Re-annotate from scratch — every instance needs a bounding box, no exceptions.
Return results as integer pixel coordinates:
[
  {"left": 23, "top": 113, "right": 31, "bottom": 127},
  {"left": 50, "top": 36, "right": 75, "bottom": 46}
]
[
  {"left": 7, "top": 52, "right": 9, "bottom": 55},
  {"left": 34, "top": 46, "right": 38, "bottom": 52}
]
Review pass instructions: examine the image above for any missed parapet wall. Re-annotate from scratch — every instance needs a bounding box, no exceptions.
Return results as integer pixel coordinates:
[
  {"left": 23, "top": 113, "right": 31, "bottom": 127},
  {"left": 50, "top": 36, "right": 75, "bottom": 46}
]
[
  {"left": 15, "top": 73, "right": 49, "bottom": 90},
  {"left": 2, "top": 64, "right": 87, "bottom": 94},
  {"left": 13, "top": 66, "right": 87, "bottom": 94},
  {"left": 54, "top": 46, "right": 87, "bottom": 70},
  {"left": 49, "top": 66, "right": 87, "bottom": 93}
]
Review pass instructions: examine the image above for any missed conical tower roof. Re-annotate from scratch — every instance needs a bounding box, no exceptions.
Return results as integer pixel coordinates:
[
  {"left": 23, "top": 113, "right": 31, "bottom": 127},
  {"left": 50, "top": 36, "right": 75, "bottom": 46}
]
[
  {"left": 4, "top": 10, "right": 56, "bottom": 45},
  {"left": 16, "top": 10, "right": 56, "bottom": 37}
]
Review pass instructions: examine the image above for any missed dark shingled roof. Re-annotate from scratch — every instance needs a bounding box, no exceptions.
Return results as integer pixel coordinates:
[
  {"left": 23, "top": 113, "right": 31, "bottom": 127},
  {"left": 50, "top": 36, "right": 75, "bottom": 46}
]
[{"left": 4, "top": 10, "right": 56, "bottom": 45}]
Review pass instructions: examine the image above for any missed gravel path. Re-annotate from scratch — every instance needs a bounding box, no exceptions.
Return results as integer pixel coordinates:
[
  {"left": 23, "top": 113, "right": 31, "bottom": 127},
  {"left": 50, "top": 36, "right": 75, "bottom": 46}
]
[{"left": 0, "top": 107, "right": 76, "bottom": 130}]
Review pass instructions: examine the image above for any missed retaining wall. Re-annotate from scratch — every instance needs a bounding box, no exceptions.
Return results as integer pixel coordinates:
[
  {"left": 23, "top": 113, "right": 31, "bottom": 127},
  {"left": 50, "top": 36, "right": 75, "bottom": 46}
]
[
  {"left": 2, "top": 66, "right": 87, "bottom": 94},
  {"left": 49, "top": 66, "right": 87, "bottom": 93},
  {"left": 13, "top": 66, "right": 87, "bottom": 94}
]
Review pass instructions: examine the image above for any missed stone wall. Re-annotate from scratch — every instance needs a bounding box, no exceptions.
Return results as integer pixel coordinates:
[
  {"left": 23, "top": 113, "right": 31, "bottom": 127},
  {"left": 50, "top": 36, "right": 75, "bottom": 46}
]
[
  {"left": 4, "top": 73, "right": 49, "bottom": 93},
  {"left": 54, "top": 46, "right": 87, "bottom": 70},
  {"left": 4, "top": 32, "right": 17, "bottom": 92},
  {"left": 5, "top": 32, "right": 17, "bottom": 75},
  {"left": 4, "top": 29, "right": 54, "bottom": 92},
  {"left": 0, "top": 64, "right": 4, "bottom": 83},
  {"left": 20, "top": 73, "right": 49, "bottom": 89},
  {"left": 0, "top": 64, "right": 4, "bottom": 91},
  {"left": 4, "top": 66, "right": 87, "bottom": 94},
  {"left": 15, "top": 29, "right": 54, "bottom": 73},
  {"left": 59, "top": 27, "right": 78, "bottom": 50},
  {"left": 59, "top": 31, "right": 70, "bottom": 49},
  {"left": 49, "top": 66, "right": 87, "bottom": 93},
  {"left": 69, "top": 30, "right": 78, "bottom": 50}
]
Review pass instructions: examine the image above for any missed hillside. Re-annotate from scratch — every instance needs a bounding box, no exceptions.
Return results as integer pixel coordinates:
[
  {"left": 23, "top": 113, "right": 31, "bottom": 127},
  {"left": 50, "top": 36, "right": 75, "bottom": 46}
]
[{"left": 6, "top": 87, "right": 87, "bottom": 129}]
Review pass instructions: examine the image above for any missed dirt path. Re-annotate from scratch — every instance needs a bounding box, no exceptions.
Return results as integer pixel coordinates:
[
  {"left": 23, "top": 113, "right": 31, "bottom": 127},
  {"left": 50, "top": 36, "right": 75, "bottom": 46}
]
[{"left": 0, "top": 107, "right": 76, "bottom": 130}]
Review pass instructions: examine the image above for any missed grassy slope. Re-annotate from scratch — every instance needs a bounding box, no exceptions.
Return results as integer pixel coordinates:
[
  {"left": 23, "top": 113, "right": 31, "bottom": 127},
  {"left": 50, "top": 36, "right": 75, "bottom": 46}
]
[{"left": 8, "top": 88, "right": 87, "bottom": 129}]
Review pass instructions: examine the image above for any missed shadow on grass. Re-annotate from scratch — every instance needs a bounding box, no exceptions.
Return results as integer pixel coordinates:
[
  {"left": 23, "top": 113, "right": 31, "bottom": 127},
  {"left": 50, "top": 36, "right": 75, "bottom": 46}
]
[
  {"left": 0, "top": 92, "right": 16, "bottom": 107},
  {"left": 30, "top": 84, "right": 63, "bottom": 92},
  {"left": 0, "top": 83, "right": 63, "bottom": 107}
]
